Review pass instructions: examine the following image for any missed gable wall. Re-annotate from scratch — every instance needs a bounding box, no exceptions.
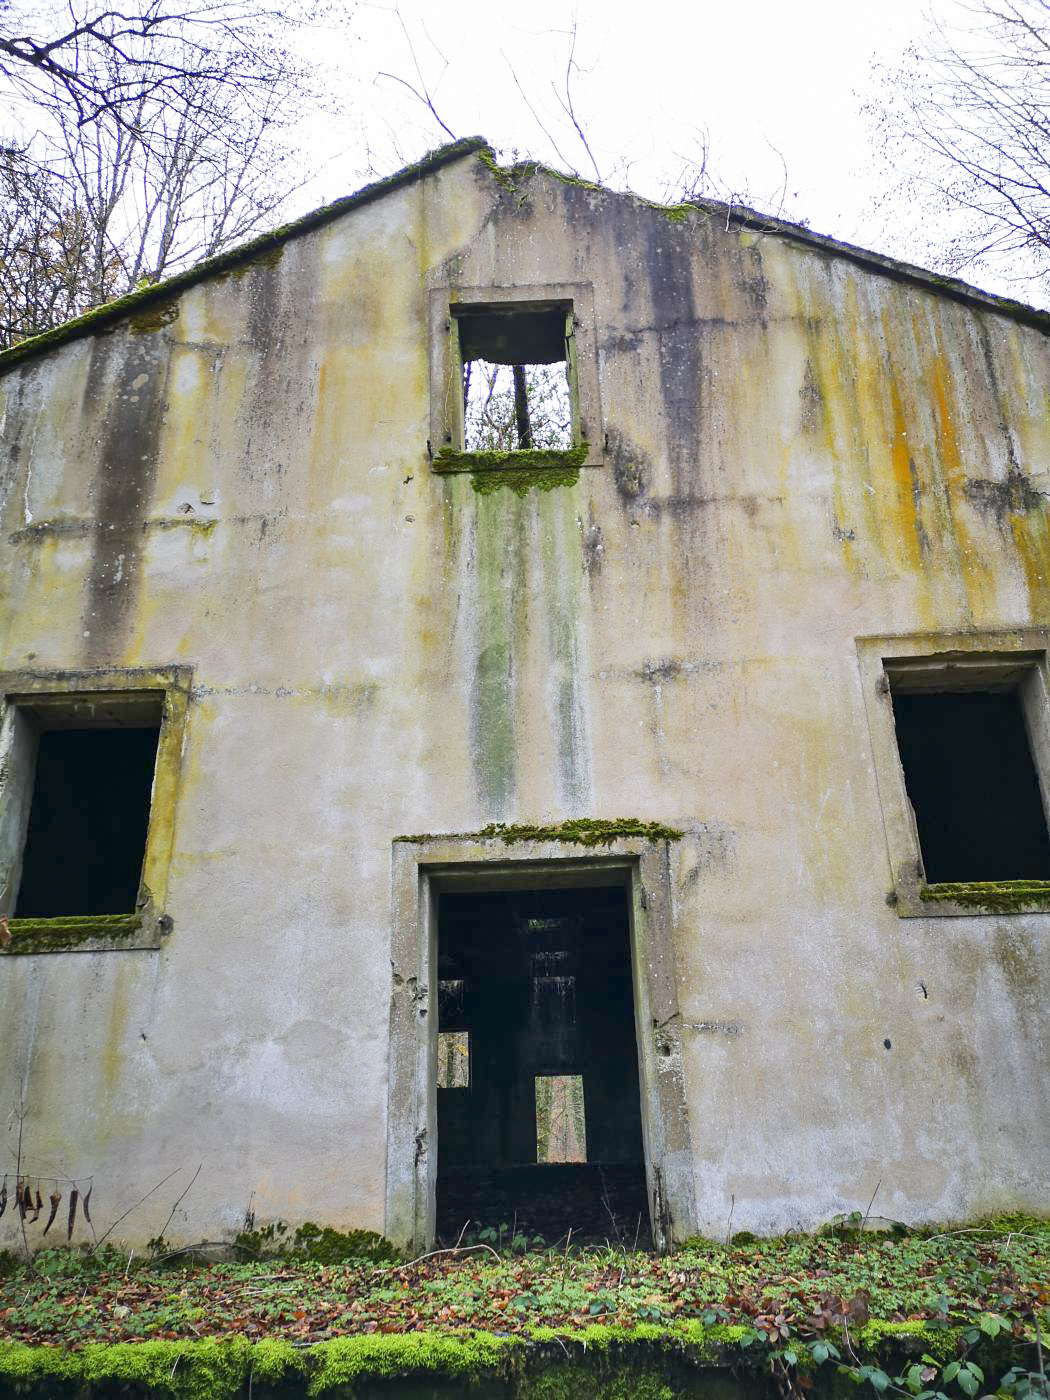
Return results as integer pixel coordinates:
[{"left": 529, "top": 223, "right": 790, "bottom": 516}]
[{"left": 0, "top": 152, "right": 1047, "bottom": 1243}]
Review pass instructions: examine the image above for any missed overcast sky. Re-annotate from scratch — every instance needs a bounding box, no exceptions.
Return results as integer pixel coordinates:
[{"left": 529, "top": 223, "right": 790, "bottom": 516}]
[{"left": 292, "top": 0, "right": 995, "bottom": 290}]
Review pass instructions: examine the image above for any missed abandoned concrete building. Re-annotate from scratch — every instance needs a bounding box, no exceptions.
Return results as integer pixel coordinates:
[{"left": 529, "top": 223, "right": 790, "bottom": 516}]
[{"left": 1, "top": 136, "right": 1048, "bottom": 1252}]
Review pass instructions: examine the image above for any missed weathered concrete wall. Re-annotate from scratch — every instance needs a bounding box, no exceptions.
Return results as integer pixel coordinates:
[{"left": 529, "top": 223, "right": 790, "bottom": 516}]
[{"left": 1, "top": 150, "right": 1048, "bottom": 1246}]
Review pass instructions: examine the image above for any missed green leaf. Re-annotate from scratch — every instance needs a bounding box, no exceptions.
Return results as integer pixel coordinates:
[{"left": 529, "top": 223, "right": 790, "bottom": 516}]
[
  {"left": 979, "top": 1314, "right": 1002, "bottom": 1336},
  {"left": 784, "top": 1350, "right": 798, "bottom": 1367},
  {"left": 811, "top": 1343, "right": 830, "bottom": 1364},
  {"left": 943, "top": 1363, "right": 961, "bottom": 1383},
  {"left": 869, "top": 1369, "right": 892, "bottom": 1392},
  {"left": 957, "top": 1371, "right": 978, "bottom": 1397}
]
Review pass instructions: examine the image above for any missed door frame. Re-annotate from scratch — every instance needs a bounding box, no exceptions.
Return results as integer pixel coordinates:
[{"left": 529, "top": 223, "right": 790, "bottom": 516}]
[{"left": 385, "top": 833, "right": 697, "bottom": 1251}]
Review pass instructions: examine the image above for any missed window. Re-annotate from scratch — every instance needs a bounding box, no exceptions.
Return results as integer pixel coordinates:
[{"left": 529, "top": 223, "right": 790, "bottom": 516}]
[
  {"left": 427, "top": 282, "right": 603, "bottom": 476},
  {"left": 535, "top": 1075, "right": 587, "bottom": 1163},
  {"left": 0, "top": 669, "right": 190, "bottom": 951},
  {"left": 437, "top": 1031, "right": 470, "bottom": 1089},
  {"left": 857, "top": 634, "right": 1050, "bottom": 915},
  {"left": 457, "top": 304, "right": 574, "bottom": 451},
  {"left": 16, "top": 718, "right": 160, "bottom": 917}
]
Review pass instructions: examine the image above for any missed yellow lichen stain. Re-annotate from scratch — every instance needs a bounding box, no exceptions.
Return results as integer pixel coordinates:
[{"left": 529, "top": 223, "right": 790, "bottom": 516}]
[
  {"left": 1010, "top": 507, "right": 1050, "bottom": 622},
  {"left": 926, "top": 353, "right": 998, "bottom": 625}
]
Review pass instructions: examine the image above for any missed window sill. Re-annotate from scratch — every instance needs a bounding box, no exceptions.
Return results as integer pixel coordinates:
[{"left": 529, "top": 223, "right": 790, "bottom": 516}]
[
  {"left": 0, "top": 913, "right": 166, "bottom": 954},
  {"left": 431, "top": 444, "right": 598, "bottom": 492},
  {"left": 896, "top": 880, "right": 1050, "bottom": 918}
]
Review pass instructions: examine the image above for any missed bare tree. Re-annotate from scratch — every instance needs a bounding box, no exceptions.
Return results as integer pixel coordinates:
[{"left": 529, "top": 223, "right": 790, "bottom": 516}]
[
  {"left": 0, "top": 147, "right": 108, "bottom": 345},
  {"left": 0, "top": 0, "right": 306, "bottom": 134},
  {"left": 0, "top": 0, "right": 340, "bottom": 346},
  {"left": 870, "top": 1, "right": 1050, "bottom": 295}
]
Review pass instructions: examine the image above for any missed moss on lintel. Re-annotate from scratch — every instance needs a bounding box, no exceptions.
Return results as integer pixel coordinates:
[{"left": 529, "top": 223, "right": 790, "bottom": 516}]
[
  {"left": 920, "top": 880, "right": 1050, "bottom": 913},
  {"left": 1, "top": 913, "right": 144, "bottom": 955},
  {"left": 431, "top": 448, "right": 588, "bottom": 498},
  {"left": 396, "top": 818, "right": 684, "bottom": 846},
  {"left": 433, "top": 444, "right": 587, "bottom": 495}
]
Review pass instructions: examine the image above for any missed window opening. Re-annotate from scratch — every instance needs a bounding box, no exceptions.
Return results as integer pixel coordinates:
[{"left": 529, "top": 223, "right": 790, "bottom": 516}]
[
  {"left": 435, "top": 885, "right": 647, "bottom": 1243},
  {"left": 891, "top": 685, "right": 1050, "bottom": 883},
  {"left": 15, "top": 721, "right": 160, "bottom": 918},
  {"left": 455, "top": 304, "right": 573, "bottom": 452},
  {"left": 437, "top": 1032, "right": 470, "bottom": 1089},
  {"left": 535, "top": 1075, "right": 586, "bottom": 1163}
]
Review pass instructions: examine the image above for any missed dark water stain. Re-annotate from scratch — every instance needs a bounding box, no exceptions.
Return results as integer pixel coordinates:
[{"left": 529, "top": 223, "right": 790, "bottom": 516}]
[
  {"left": 81, "top": 334, "right": 169, "bottom": 663},
  {"left": 965, "top": 469, "right": 1045, "bottom": 522}
]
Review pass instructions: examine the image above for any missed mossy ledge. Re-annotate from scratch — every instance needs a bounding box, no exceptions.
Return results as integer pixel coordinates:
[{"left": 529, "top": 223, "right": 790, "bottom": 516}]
[
  {"left": 920, "top": 879, "right": 1050, "bottom": 912},
  {"left": 432, "top": 445, "right": 588, "bottom": 496},
  {"left": 396, "top": 818, "right": 684, "bottom": 846},
  {"left": 1, "top": 913, "right": 143, "bottom": 955},
  {"left": 0, "top": 1324, "right": 1034, "bottom": 1399}
]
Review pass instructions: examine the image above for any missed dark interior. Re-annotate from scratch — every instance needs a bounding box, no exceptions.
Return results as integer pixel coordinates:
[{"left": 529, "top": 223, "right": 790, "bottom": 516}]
[
  {"left": 455, "top": 306, "right": 566, "bottom": 365},
  {"left": 15, "top": 725, "right": 160, "bottom": 917},
  {"left": 892, "top": 688, "right": 1050, "bottom": 883},
  {"left": 436, "top": 885, "right": 649, "bottom": 1245}
]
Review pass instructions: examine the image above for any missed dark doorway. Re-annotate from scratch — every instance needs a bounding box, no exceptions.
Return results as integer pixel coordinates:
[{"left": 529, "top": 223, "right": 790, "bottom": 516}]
[
  {"left": 436, "top": 885, "right": 648, "bottom": 1244},
  {"left": 891, "top": 688, "right": 1050, "bottom": 883},
  {"left": 15, "top": 725, "right": 160, "bottom": 917}
]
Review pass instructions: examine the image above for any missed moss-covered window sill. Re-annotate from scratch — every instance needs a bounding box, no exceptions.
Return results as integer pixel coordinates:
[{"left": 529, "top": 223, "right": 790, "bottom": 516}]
[
  {"left": 431, "top": 444, "right": 596, "bottom": 493},
  {"left": 0, "top": 913, "right": 163, "bottom": 955},
  {"left": 897, "top": 880, "right": 1050, "bottom": 917}
]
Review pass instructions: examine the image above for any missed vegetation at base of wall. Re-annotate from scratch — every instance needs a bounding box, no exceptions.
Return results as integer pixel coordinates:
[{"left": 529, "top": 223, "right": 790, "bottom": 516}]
[
  {"left": 0, "top": 912, "right": 142, "bottom": 955},
  {"left": 231, "top": 1222, "right": 401, "bottom": 1265},
  {"left": 919, "top": 881, "right": 1050, "bottom": 912}
]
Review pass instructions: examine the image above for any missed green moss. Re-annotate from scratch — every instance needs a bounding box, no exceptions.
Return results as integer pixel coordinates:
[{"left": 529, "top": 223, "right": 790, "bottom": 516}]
[
  {"left": 129, "top": 299, "right": 180, "bottom": 333},
  {"left": 1, "top": 913, "right": 142, "bottom": 955},
  {"left": 480, "top": 818, "right": 684, "bottom": 845},
  {"left": 395, "top": 818, "right": 684, "bottom": 845},
  {"left": 657, "top": 205, "right": 693, "bottom": 224},
  {"left": 432, "top": 445, "right": 588, "bottom": 495},
  {"left": 309, "top": 1331, "right": 522, "bottom": 1392},
  {"left": 920, "top": 880, "right": 1050, "bottom": 912},
  {"left": 290, "top": 1223, "right": 401, "bottom": 1265}
]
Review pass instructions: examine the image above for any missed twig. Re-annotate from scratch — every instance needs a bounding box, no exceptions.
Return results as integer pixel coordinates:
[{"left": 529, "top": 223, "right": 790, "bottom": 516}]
[
  {"left": 374, "top": 1243, "right": 500, "bottom": 1274},
  {"left": 725, "top": 1193, "right": 735, "bottom": 1246},
  {"left": 153, "top": 1161, "right": 202, "bottom": 1245},
  {"left": 124, "top": 1249, "right": 134, "bottom": 1278},
  {"left": 861, "top": 1179, "right": 882, "bottom": 1230},
  {"left": 14, "top": 1100, "right": 36, "bottom": 1276},
  {"left": 91, "top": 1166, "right": 183, "bottom": 1252}
]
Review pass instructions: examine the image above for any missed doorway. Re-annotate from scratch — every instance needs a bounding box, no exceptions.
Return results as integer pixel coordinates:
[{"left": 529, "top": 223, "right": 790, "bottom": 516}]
[{"left": 435, "top": 885, "right": 648, "bottom": 1244}]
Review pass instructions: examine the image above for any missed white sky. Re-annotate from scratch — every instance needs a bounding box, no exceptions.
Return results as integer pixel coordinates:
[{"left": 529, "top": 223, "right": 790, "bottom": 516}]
[{"left": 291, "top": 0, "right": 993, "bottom": 289}]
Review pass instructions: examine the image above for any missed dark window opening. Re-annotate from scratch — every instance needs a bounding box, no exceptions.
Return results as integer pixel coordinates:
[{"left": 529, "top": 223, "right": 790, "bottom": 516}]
[
  {"left": 15, "top": 723, "right": 160, "bottom": 918},
  {"left": 455, "top": 305, "right": 573, "bottom": 452},
  {"left": 436, "top": 885, "right": 648, "bottom": 1244},
  {"left": 891, "top": 687, "right": 1050, "bottom": 883}
]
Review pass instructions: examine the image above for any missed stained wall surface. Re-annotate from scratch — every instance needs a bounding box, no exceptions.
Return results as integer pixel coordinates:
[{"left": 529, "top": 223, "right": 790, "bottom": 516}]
[{"left": 1, "top": 148, "right": 1048, "bottom": 1245}]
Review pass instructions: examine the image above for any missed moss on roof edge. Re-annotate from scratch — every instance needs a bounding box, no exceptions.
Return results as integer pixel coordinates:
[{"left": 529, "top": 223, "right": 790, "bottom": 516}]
[
  {"left": 494, "top": 157, "right": 1050, "bottom": 336},
  {"left": 0, "top": 136, "right": 488, "bottom": 375},
  {"left": 3, "top": 133, "right": 1049, "bottom": 375}
]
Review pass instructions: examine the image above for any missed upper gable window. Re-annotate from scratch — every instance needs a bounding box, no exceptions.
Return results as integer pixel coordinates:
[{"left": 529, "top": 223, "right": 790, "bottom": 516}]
[
  {"left": 427, "top": 283, "right": 603, "bottom": 478},
  {"left": 457, "top": 304, "right": 574, "bottom": 451}
]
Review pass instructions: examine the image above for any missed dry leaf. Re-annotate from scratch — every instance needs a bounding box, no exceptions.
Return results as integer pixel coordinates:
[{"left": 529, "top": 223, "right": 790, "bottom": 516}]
[
  {"left": 0, "top": 1180, "right": 7, "bottom": 1218},
  {"left": 67, "top": 1186, "right": 78, "bottom": 1241},
  {"left": 42, "top": 1190, "right": 61, "bottom": 1235},
  {"left": 82, "top": 1183, "right": 92, "bottom": 1225}
]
